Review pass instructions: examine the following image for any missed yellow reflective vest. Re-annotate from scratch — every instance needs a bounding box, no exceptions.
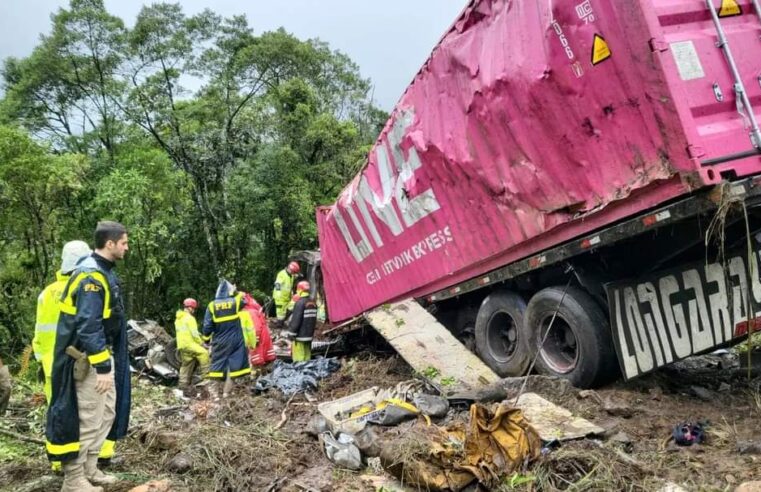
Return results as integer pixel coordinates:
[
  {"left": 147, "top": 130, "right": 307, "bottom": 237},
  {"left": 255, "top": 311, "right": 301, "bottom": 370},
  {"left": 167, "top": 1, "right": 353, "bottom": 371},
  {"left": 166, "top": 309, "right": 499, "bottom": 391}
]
[
  {"left": 273, "top": 269, "right": 295, "bottom": 318},
  {"left": 175, "top": 310, "right": 204, "bottom": 352},
  {"left": 34, "top": 271, "right": 69, "bottom": 402}
]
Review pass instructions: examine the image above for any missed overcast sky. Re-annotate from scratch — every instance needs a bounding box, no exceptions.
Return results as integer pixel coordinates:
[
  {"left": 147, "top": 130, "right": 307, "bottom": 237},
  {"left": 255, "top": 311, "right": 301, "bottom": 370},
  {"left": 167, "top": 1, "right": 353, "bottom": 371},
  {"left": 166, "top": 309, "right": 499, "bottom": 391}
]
[{"left": 0, "top": 0, "right": 466, "bottom": 111}]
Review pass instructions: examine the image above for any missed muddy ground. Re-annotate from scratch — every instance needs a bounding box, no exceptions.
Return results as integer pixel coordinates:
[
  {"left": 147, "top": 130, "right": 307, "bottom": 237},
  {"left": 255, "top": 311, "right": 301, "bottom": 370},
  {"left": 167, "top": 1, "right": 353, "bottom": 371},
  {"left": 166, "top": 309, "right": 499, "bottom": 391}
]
[{"left": 1, "top": 350, "right": 761, "bottom": 492}]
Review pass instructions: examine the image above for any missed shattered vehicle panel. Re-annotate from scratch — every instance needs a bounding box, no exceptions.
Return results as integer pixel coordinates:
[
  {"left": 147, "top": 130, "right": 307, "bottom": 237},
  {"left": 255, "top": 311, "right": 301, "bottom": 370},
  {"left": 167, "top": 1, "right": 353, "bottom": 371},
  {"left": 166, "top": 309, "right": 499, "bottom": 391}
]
[{"left": 317, "top": 0, "right": 761, "bottom": 321}]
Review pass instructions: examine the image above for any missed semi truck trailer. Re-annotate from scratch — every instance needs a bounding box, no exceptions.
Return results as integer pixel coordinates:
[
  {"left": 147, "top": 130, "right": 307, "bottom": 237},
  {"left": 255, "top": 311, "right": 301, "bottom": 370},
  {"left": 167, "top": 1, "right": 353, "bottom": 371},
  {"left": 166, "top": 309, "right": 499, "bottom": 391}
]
[{"left": 315, "top": 0, "right": 761, "bottom": 387}]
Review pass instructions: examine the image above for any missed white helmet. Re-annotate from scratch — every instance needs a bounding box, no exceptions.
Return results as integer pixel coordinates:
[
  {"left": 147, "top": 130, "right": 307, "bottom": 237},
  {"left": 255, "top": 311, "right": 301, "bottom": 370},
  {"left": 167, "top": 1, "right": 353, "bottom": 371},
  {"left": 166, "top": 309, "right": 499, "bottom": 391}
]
[{"left": 61, "top": 240, "right": 92, "bottom": 274}]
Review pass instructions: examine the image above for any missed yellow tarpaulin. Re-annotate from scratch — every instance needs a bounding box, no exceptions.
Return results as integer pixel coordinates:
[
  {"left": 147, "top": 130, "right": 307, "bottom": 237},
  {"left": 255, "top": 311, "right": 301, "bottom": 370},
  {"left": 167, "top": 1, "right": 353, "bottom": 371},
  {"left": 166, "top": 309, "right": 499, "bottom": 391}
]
[{"left": 383, "top": 403, "right": 542, "bottom": 491}]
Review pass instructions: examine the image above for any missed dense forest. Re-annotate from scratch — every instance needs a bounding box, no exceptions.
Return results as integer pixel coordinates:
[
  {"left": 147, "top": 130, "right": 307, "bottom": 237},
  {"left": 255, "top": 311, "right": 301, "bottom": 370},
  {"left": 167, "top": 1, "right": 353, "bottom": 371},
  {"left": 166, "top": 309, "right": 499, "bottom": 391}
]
[{"left": 0, "top": 0, "right": 387, "bottom": 361}]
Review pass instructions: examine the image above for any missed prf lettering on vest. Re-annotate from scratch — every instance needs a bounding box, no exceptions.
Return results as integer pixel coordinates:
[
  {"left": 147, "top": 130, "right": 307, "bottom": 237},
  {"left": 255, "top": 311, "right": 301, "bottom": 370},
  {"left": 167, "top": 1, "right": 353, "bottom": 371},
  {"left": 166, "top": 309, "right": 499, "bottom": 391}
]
[
  {"left": 215, "top": 301, "right": 233, "bottom": 310},
  {"left": 333, "top": 108, "right": 441, "bottom": 263}
]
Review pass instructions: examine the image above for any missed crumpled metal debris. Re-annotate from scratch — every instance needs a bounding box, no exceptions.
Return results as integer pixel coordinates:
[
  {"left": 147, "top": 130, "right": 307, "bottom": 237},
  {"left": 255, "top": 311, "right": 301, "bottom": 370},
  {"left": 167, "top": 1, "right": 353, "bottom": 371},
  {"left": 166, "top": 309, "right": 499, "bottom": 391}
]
[{"left": 253, "top": 358, "right": 341, "bottom": 395}]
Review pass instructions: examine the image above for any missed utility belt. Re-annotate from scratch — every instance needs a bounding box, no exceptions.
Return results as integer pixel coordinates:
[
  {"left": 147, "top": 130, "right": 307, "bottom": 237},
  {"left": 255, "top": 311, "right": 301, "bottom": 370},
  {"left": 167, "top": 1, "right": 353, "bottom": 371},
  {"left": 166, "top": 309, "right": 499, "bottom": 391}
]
[{"left": 65, "top": 346, "right": 112, "bottom": 382}]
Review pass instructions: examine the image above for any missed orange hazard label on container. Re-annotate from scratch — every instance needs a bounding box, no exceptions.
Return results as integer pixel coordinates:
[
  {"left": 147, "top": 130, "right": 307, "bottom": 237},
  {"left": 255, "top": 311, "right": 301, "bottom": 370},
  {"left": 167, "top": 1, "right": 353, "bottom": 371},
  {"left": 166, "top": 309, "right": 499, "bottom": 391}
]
[
  {"left": 718, "top": 0, "right": 742, "bottom": 17},
  {"left": 591, "top": 34, "right": 611, "bottom": 65}
]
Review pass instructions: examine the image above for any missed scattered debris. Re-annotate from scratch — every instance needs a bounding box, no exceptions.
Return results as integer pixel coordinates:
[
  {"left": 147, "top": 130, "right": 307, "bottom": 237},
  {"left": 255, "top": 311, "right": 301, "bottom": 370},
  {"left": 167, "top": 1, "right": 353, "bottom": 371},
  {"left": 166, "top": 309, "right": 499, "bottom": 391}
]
[
  {"left": 737, "top": 440, "right": 761, "bottom": 455},
  {"left": 603, "top": 398, "right": 637, "bottom": 418},
  {"left": 672, "top": 422, "right": 706, "bottom": 446},
  {"left": 690, "top": 385, "right": 714, "bottom": 401},
  {"left": 254, "top": 358, "right": 341, "bottom": 395},
  {"left": 321, "top": 432, "right": 362, "bottom": 470},
  {"left": 609, "top": 431, "right": 634, "bottom": 452},
  {"left": 412, "top": 394, "right": 449, "bottom": 418},
  {"left": 515, "top": 392, "right": 604, "bottom": 441},
  {"left": 165, "top": 453, "right": 192, "bottom": 474},
  {"left": 274, "top": 394, "right": 296, "bottom": 430},
  {"left": 365, "top": 300, "right": 499, "bottom": 393},
  {"left": 380, "top": 403, "right": 541, "bottom": 491},
  {"left": 2, "top": 343, "right": 761, "bottom": 491}
]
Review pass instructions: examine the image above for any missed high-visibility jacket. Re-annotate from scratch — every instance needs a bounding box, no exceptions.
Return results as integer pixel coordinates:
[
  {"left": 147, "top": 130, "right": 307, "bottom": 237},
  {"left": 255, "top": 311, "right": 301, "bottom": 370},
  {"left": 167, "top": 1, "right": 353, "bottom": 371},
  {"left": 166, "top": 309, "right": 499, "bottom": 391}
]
[
  {"left": 201, "top": 281, "right": 251, "bottom": 380},
  {"left": 45, "top": 253, "right": 131, "bottom": 463},
  {"left": 272, "top": 269, "right": 295, "bottom": 318},
  {"left": 175, "top": 310, "right": 205, "bottom": 352},
  {"left": 34, "top": 271, "right": 70, "bottom": 402},
  {"left": 243, "top": 294, "right": 275, "bottom": 366}
]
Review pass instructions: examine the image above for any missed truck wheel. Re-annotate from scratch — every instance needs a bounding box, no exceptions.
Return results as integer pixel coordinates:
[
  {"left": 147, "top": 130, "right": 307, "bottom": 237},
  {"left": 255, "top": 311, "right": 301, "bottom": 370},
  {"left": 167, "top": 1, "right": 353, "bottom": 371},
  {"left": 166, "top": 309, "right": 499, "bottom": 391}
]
[
  {"left": 474, "top": 291, "right": 530, "bottom": 376},
  {"left": 456, "top": 306, "right": 478, "bottom": 352},
  {"left": 523, "top": 286, "right": 617, "bottom": 388}
]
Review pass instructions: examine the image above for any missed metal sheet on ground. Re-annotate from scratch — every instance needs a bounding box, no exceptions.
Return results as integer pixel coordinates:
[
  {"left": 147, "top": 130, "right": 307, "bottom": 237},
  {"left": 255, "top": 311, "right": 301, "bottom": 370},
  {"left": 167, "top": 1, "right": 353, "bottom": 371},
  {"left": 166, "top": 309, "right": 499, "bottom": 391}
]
[
  {"left": 365, "top": 299, "right": 499, "bottom": 394},
  {"left": 515, "top": 392, "right": 604, "bottom": 441}
]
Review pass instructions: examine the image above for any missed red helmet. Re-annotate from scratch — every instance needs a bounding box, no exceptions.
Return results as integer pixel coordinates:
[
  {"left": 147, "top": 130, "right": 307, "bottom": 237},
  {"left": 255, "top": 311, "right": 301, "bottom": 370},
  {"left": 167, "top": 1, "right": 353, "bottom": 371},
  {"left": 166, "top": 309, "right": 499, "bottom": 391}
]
[
  {"left": 296, "top": 280, "right": 310, "bottom": 292},
  {"left": 288, "top": 261, "right": 301, "bottom": 274},
  {"left": 183, "top": 298, "right": 198, "bottom": 309}
]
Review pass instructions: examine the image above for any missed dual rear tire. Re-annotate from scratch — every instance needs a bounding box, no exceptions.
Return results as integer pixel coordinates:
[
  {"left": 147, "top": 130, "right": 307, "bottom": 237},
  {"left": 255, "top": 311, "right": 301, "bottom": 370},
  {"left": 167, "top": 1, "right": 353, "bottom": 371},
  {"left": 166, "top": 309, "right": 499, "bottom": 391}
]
[{"left": 473, "top": 286, "right": 618, "bottom": 388}]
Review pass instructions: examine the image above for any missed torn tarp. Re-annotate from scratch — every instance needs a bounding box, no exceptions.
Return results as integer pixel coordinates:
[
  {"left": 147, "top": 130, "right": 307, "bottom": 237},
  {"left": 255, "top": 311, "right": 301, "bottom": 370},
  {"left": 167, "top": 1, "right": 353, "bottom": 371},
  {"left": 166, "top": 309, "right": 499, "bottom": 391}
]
[
  {"left": 381, "top": 403, "right": 542, "bottom": 491},
  {"left": 253, "top": 358, "right": 341, "bottom": 395}
]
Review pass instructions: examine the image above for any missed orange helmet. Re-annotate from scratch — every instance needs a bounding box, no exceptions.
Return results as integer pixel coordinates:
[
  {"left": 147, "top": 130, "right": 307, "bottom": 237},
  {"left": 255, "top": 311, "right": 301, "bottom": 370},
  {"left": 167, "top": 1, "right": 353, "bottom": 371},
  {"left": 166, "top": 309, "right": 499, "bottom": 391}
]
[
  {"left": 288, "top": 261, "right": 301, "bottom": 274},
  {"left": 296, "top": 280, "right": 310, "bottom": 292},
  {"left": 183, "top": 298, "right": 198, "bottom": 309}
]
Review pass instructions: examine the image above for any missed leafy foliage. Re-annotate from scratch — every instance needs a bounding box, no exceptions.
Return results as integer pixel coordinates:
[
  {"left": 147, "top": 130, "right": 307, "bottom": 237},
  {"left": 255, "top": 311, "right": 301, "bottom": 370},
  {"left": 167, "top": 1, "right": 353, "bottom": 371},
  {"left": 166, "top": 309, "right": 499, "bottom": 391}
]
[{"left": 0, "top": 1, "right": 386, "bottom": 361}]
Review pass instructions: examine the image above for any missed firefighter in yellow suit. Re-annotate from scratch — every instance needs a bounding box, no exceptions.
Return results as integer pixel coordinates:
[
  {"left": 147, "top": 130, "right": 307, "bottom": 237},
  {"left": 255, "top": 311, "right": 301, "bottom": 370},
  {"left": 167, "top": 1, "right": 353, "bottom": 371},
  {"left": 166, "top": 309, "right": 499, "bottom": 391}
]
[
  {"left": 272, "top": 261, "right": 300, "bottom": 327},
  {"left": 175, "top": 298, "right": 210, "bottom": 389},
  {"left": 33, "top": 240, "right": 116, "bottom": 470}
]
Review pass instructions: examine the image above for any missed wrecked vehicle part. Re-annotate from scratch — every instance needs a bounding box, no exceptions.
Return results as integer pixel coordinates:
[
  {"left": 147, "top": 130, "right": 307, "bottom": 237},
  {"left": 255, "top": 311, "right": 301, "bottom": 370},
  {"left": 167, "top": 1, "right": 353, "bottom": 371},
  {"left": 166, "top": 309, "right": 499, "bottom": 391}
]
[{"left": 127, "top": 319, "right": 179, "bottom": 382}]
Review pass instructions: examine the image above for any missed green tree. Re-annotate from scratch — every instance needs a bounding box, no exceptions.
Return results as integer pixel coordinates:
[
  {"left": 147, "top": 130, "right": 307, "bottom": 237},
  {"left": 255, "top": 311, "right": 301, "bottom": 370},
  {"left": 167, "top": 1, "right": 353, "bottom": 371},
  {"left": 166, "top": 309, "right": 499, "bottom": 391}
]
[
  {"left": 0, "top": 125, "right": 90, "bottom": 354},
  {"left": 0, "top": 0, "right": 388, "bottom": 361}
]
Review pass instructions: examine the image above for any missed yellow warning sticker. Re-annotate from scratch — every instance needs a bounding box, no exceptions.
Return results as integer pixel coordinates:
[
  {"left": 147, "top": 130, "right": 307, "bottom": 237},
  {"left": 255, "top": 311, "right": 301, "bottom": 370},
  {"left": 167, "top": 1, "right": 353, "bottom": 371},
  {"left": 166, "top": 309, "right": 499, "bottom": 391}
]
[
  {"left": 718, "top": 0, "right": 742, "bottom": 17},
  {"left": 591, "top": 34, "right": 611, "bottom": 66}
]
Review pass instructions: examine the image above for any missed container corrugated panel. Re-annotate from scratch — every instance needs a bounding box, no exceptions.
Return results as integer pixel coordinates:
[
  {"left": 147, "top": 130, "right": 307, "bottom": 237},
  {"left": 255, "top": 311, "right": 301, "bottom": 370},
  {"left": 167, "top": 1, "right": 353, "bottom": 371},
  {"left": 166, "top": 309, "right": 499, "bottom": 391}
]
[{"left": 317, "top": 0, "right": 761, "bottom": 321}]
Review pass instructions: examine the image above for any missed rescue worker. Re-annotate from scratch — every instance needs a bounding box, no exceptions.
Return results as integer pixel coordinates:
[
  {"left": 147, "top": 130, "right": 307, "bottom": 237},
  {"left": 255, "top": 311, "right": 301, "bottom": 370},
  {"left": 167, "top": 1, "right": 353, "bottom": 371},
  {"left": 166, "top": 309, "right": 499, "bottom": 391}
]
[
  {"left": 35, "top": 240, "right": 118, "bottom": 471},
  {"left": 242, "top": 293, "right": 275, "bottom": 369},
  {"left": 45, "top": 221, "right": 131, "bottom": 492},
  {"left": 202, "top": 280, "right": 252, "bottom": 399},
  {"left": 34, "top": 240, "right": 91, "bottom": 402},
  {"left": 272, "top": 261, "right": 300, "bottom": 328},
  {"left": 0, "top": 356, "right": 11, "bottom": 415},
  {"left": 284, "top": 281, "right": 317, "bottom": 362},
  {"left": 175, "top": 298, "right": 210, "bottom": 390}
]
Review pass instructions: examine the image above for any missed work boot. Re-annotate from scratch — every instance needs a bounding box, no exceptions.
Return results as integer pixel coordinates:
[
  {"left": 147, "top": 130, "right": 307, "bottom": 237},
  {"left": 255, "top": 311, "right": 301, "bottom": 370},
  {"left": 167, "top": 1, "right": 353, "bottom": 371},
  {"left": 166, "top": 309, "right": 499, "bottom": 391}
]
[
  {"left": 85, "top": 454, "right": 119, "bottom": 485},
  {"left": 61, "top": 463, "right": 103, "bottom": 492},
  {"left": 222, "top": 377, "right": 234, "bottom": 398}
]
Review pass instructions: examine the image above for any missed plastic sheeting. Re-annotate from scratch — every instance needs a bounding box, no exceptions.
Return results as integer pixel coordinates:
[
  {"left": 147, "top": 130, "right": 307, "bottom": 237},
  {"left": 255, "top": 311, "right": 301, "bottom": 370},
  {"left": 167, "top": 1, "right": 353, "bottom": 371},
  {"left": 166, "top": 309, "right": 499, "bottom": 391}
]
[{"left": 253, "top": 358, "right": 341, "bottom": 395}]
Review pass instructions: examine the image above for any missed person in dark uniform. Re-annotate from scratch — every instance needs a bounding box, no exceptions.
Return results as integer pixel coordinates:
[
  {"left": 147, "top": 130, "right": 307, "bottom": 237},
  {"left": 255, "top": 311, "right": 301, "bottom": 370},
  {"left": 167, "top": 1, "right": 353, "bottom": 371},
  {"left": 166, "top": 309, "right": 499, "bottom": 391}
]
[
  {"left": 201, "top": 280, "right": 251, "bottom": 399},
  {"left": 45, "top": 221, "right": 131, "bottom": 492}
]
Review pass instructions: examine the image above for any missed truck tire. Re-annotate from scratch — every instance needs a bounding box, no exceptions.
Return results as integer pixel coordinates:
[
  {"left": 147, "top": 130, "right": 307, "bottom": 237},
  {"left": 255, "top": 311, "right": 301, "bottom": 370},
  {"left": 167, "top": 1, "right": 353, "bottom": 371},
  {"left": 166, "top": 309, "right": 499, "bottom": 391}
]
[
  {"left": 456, "top": 305, "right": 478, "bottom": 352},
  {"left": 523, "top": 286, "right": 617, "bottom": 388},
  {"left": 474, "top": 291, "right": 530, "bottom": 376}
]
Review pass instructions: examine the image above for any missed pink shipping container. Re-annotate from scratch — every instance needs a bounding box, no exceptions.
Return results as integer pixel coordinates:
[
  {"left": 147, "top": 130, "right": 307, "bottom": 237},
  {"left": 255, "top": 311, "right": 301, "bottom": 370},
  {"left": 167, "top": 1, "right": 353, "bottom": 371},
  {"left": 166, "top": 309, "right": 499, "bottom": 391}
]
[{"left": 317, "top": 0, "right": 761, "bottom": 322}]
